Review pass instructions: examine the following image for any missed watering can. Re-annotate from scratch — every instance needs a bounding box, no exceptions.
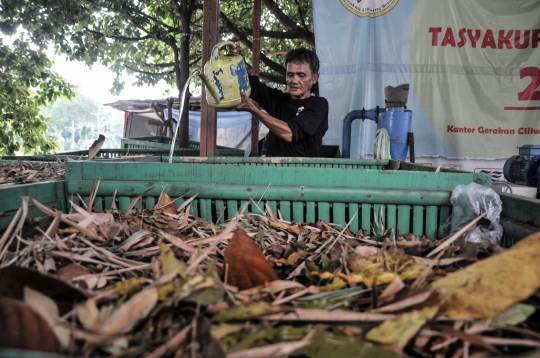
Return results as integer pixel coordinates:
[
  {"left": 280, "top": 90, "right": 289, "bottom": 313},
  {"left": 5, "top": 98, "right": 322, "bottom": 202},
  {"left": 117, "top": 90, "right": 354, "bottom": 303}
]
[{"left": 199, "top": 41, "right": 251, "bottom": 108}]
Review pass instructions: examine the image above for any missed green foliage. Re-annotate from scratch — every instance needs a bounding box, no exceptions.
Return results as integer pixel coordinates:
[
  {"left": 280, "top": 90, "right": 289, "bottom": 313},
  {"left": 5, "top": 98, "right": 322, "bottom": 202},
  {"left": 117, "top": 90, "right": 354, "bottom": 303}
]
[
  {"left": 42, "top": 95, "right": 124, "bottom": 151},
  {"left": 1, "top": 0, "right": 313, "bottom": 94},
  {"left": 0, "top": 36, "right": 75, "bottom": 155},
  {"left": 0, "top": 0, "right": 313, "bottom": 154}
]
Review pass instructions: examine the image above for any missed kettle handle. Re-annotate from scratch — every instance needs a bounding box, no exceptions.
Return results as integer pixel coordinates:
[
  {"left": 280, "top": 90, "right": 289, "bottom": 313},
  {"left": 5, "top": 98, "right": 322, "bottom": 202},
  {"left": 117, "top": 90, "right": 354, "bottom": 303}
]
[{"left": 210, "top": 41, "right": 238, "bottom": 61}]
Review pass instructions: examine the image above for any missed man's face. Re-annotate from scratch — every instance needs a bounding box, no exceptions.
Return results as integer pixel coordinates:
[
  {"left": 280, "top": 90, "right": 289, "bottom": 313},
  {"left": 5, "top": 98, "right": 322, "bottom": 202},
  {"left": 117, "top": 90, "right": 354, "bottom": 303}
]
[{"left": 286, "top": 61, "right": 319, "bottom": 100}]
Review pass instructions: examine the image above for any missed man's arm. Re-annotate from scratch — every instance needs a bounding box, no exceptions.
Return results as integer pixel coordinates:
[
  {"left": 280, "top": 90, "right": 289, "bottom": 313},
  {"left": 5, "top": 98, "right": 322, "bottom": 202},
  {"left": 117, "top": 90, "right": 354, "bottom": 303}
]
[{"left": 235, "top": 90, "right": 293, "bottom": 143}]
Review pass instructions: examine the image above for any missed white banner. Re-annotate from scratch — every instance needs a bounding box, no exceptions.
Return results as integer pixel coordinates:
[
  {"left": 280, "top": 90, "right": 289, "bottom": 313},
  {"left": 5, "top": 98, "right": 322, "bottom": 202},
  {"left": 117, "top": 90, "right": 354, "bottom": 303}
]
[{"left": 314, "top": 0, "right": 540, "bottom": 159}]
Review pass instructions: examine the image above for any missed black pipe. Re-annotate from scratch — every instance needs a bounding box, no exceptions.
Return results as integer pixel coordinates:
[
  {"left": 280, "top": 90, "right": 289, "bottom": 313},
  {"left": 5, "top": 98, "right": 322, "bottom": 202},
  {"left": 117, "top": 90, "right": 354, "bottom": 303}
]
[{"left": 341, "top": 110, "right": 364, "bottom": 158}]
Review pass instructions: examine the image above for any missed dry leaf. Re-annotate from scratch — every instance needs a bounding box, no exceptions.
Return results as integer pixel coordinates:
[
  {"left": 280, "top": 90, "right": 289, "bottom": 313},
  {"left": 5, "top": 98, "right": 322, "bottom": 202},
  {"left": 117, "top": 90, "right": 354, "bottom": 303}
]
[
  {"left": 56, "top": 262, "right": 93, "bottom": 281},
  {"left": 98, "top": 286, "right": 158, "bottom": 334},
  {"left": 24, "top": 286, "right": 71, "bottom": 349},
  {"left": 274, "top": 251, "right": 311, "bottom": 265},
  {"left": 433, "top": 231, "right": 540, "bottom": 319},
  {"left": 158, "top": 238, "right": 185, "bottom": 276},
  {"left": 261, "top": 308, "right": 395, "bottom": 322},
  {"left": 0, "top": 266, "right": 88, "bottom": 303},
  {"left": 153, "top": 192, "right": 177, "bottom": 215},
  {"left": 224, "top": 229, "right": 277, "bottom": 291},
  {"left": 371, "top": 290, "right": 440, "bottom": 313},
  {"left": 356, "top": 246, "right": 381, "bottom": 257},
  {"left": 88, "top": 134, "right": 106, "bottom": 160},
  {"left": 0, "top": 297, "right": 61, "bottom": 353},
  {"left": 212, "top": 301, "right": 291, "bottom": 322},
  {"left": 366, "top": 305, "right": 440, "bottom": 347},
  {"left": 228, "top": 339, "right": 310, "bottom": 358},
  {"left": 267, "top": 221, "right": 302, "bottom": 235},
  {"left": 77, "top": 299, "right": 100, "bottom": 330}
]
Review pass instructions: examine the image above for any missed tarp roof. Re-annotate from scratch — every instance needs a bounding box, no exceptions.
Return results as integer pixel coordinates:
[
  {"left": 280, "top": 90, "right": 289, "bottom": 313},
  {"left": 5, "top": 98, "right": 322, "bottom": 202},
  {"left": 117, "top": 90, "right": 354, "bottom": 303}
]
[{"left": 104, "top": 96, "right": 202, "bottom": 113}]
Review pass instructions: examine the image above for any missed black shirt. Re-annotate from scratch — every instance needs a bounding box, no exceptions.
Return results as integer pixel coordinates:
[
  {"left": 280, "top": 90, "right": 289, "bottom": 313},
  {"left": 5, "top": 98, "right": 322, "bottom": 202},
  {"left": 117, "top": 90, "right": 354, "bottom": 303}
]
[{"left": 248, "top": 76, "right": 329, "bottom": 157}]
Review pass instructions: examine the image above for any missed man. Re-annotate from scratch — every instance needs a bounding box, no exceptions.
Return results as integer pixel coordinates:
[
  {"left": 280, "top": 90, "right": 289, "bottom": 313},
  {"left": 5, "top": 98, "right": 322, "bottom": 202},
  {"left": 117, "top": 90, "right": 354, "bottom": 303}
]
[{"left": 233, "top": 48, "right": 329, "bottom": 157}]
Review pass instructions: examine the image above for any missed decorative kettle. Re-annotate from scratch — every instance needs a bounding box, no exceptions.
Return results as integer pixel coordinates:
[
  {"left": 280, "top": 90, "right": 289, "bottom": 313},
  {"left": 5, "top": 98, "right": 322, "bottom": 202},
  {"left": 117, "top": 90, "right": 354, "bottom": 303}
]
[{"left": 199, "top": 41, "right": 251, "bottom": 108}]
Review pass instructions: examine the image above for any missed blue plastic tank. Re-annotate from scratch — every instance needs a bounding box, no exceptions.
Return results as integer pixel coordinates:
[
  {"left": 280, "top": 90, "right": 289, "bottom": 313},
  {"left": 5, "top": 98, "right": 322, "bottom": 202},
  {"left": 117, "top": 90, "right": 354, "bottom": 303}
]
[{"left": 377, "top": 107, "right": 412, "bottom": 161}]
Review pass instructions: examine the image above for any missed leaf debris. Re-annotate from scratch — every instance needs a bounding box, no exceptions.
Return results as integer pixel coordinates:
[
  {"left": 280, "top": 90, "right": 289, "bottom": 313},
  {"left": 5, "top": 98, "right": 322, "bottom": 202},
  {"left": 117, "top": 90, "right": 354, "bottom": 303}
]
[{"left": 0, "top": 191, "right": 539, "bottom": 358}]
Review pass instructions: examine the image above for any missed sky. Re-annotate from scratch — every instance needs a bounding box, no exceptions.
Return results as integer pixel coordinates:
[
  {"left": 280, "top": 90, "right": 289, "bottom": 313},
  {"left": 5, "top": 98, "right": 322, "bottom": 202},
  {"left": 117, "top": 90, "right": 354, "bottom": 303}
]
[{"left": 50, "top": 53, "right": 173, "bottom": 106}]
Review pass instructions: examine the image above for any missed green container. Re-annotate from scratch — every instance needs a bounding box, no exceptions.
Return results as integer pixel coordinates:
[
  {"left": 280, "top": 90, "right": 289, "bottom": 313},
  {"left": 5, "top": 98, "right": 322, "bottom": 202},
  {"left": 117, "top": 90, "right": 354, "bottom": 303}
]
[
  {"left": 499, "top": 192, "right": 540, "bottom": 246},
  {"left": 121, "top": 136, "right": 244, "bottom": 154},
  {"left": 0, "top": 180, "right": 66, "bottom": 232},
  {"left": 0, "top": 147, "right": 243, "bottom": 165},
  {"left": 1, "top": 159, "right": 538, "bottom": 244},
  {"left": 62, "top": 159, "right": 491, "bottom": 239},
  {"left": 121, "top": 136, "right": 200, "bottom": 149}
]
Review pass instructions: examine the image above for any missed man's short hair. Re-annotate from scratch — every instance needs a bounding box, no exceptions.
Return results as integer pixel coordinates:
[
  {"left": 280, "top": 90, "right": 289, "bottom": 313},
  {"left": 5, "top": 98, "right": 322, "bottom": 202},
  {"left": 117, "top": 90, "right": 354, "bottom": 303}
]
[{"left": 285, "top": 48, "right": 320, "bottom": 75}]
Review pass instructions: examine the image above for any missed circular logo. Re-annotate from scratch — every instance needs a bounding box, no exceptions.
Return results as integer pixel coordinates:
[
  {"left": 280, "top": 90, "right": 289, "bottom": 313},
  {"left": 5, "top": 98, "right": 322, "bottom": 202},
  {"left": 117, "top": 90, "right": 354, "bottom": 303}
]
[{"left": 340, "top": 0, "right": 399, "bottom": 18}]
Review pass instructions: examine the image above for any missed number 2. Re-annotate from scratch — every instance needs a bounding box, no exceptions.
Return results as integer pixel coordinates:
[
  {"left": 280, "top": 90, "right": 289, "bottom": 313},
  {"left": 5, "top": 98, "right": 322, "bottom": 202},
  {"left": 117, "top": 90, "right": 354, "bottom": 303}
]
[{"left": 518, "top": 67, "right": 540, "bottom": 101}]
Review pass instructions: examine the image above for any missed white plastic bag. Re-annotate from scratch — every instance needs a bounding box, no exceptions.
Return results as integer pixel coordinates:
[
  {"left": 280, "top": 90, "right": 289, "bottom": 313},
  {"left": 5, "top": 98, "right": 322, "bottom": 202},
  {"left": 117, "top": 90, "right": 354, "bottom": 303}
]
[{"left": 438, "top": 182, "right": 503, "bottom": 244}]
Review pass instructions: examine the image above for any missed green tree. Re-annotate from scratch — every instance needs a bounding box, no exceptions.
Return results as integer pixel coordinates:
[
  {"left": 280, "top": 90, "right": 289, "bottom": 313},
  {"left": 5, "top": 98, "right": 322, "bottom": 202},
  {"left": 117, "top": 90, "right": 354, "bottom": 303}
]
[
  {"left": 43, "top": 95, "right": 125, "bottom": 151},
  {"left": 0, "top": 36, "right": 75, "bottom": 155},
  {"left": 1, "top": 0, "right": 314, "bottom": 148}
]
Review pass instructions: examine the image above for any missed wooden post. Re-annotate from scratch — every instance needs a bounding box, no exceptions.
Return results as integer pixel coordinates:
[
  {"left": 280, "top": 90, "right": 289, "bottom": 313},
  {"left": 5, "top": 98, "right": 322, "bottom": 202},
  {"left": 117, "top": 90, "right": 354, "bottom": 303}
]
[
  {"left": 200, "top": 0, "right": 219, "bottom": 156},
  {"left": 408, "top": 132, "right": 415, "bottom": 163},
  {"left": 250, "top": 0, "right": 261, "bottom": 156}
]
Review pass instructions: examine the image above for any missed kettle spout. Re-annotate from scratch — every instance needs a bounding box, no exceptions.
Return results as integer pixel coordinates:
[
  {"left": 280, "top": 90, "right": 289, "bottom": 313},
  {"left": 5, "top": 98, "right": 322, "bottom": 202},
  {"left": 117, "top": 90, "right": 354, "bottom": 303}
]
[{"left": 198, "top": 72, "right": 221, "bottom": 105}]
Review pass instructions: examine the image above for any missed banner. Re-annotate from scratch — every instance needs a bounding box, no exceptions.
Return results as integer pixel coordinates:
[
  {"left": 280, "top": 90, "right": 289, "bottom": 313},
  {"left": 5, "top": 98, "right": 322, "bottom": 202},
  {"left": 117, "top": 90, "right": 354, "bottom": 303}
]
[{"left": 313, "top": 0, "right": 540, "bottom": 159}]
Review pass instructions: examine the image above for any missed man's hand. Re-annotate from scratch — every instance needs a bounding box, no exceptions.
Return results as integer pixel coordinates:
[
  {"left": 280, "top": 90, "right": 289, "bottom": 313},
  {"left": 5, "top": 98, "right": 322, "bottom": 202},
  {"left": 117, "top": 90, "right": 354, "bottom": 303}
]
[
  {"left": 225, "top": 44, "right": 244, "bottom": 56},
  {"left": 234, "top": 90, "right": 259, "bottom": 113},
  {"left": 234, "top": 90, "right": 293, "bottom": 143}
]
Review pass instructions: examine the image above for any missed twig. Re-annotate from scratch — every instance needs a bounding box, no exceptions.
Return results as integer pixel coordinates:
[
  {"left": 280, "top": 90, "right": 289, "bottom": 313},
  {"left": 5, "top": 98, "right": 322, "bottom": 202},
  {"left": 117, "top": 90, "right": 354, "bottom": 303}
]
[{"left": 427, "top": 211, "right": 489, "bottom": 257}]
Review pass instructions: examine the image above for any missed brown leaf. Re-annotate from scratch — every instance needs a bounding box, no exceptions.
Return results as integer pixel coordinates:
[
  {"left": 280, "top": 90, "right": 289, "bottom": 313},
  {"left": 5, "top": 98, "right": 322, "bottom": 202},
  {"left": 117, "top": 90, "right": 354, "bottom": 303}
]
[
  {"left": 0, "top": 297, "right": 61, "bottom": 353},
  {"left": 225, "top": 229, "right": 277, "bottom": 291},
  {"left": 88, "top": 134, "right": 106, "bottom": 160},
  {"left": 0, "top": 266, "right": 89, "bottom": 305},
  {"left": 153, "top": 192, "right": 177, "bottom": 215},
  {"left": 76, "top": 299, "right": 100, "bottom": 331},
  {"left": 98, "top": 286, "right": 158, "bottom": 334},
  {"left": 56, "top": 263, "right": 93, "bottom": 281},
  {"left": 24, "top": 286, "right": 71, "bottom": 349}
]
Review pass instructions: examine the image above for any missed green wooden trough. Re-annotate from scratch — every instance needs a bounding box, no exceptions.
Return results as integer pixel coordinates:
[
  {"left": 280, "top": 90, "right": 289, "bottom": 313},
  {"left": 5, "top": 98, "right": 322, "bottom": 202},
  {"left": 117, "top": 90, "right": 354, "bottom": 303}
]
[{"left": 1, "top": 157, "right": 537, "bottom": 244}]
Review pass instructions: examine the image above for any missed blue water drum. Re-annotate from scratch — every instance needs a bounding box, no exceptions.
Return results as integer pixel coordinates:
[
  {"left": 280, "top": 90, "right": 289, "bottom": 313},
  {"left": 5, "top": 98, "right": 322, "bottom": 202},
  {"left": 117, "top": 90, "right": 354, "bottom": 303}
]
[{"left": 377, "top": 107, "right": 412, "bottom": 161}]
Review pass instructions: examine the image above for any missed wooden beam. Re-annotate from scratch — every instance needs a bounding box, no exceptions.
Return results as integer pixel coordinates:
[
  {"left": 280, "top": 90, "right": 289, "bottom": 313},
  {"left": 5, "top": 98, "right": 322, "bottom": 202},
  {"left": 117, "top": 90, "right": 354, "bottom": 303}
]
[
  {"left": 200, "top": 0, "right": 220, "bottom": 156},
  {"left": 250, "top": 0, "right": 261, "bottom": 156}
]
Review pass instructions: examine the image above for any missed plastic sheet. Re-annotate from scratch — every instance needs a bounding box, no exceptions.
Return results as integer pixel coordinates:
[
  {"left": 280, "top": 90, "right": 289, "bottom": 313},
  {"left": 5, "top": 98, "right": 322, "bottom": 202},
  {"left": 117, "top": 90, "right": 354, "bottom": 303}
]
[
  {"left": 438, "top": 182, "right": 503, "bottom": 244},
  {"left": 166, "top": 110, "right": 269, "bottom": 156}
]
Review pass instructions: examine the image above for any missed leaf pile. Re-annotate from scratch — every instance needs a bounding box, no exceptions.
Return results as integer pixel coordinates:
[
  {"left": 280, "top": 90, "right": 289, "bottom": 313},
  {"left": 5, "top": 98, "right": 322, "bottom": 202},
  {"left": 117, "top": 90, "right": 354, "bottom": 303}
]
[
  {"left": 0, "top": 192, "right": 539, "bottom": 358},
  {"left": 0, "top": 160, "right": 65, "bottom": 186}
]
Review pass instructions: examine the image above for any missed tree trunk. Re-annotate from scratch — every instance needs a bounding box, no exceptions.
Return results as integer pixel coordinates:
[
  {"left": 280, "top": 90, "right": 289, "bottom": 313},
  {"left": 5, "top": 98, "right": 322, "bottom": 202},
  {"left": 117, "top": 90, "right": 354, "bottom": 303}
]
[{"left": 176, "top": 16, "right": 191, "bottom": 149}]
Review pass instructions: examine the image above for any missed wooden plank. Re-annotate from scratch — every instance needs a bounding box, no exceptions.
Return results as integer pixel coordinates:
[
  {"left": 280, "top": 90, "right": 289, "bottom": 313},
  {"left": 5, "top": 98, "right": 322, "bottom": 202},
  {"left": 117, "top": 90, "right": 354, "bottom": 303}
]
[
  {"left": 361, "top": 203, "right": 370, "bottom": 233},
  {"left": 66, "top": 180, "right": 451, "bottom": 206},
  {"left": 0, "top": 204, "right": 59, "bottom": 232},
  {"left": 348, "top": 203, "right": 359, "bottom": 233},
  {"left": 306, "top": 201, "right": 316, "bottom": 223},
  {"left": 293, "top": 201, "right": 304, "bottom": 223},
  {"left": 386, "top": 204, "right": 397, "bottom": 238},
  {"left": 0, "top": 181, "right": 65, "bottom": 211},
  {"left": 279, "top": 200, "right": 291, "bottom": 221},
  {"left": 412, "top": 205, "right": 424, "bottom": 236},
  {"left": 168, "top": 157, "right": 389, "bottom": 166},
  {"left": 200, "top": 0, "right": 219, "bottom": 156},
  {"left": 250, "top": 0, "right": 261, "bottom": 157},
  {"left": 425, "top": 206, "right": 438, "bottom": 240},
  {"left": 373, "top": 204, "right": 383, "bottom": 236},
  {"left": 500, "top": 217, "right": 539, "bottom": 247},
  {"left": 333, "top": 202, "right": 346, "bottom": 230},
  {"left": 68, "top": 162, "right": 487, "bottom": 191},
  {"left": 318, "top": 202, "right": 330, "bottom": 222},
  {"left": 397, "top": 205, "right": 411, "bottom": 235},
  {"left": 215, "top": 200, "right": 225, "bottom": 223},
  {"left": 499, "top": 192, "right": 540, "bottom": 229}
]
